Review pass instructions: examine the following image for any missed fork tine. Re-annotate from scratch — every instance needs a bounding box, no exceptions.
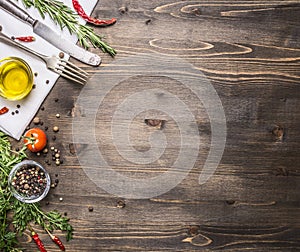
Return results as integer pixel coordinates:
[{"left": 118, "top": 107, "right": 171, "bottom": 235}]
[
  {"left": 56, "top": 66, "right": 88, "bottom": 84},
  {"left": 56, "top": 70, "right": 87, "bottom": 85},
  {"left": 59, "top": 58, "right": 89, "bottom": 76},
  {"left": 57, "top": 63, "right": 88, "bottom": 80}
]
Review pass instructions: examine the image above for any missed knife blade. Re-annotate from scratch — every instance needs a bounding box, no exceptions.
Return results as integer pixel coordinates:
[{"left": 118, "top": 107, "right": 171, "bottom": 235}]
[{"left": 0, "top": 0, "right": 101, "bottom": 66}]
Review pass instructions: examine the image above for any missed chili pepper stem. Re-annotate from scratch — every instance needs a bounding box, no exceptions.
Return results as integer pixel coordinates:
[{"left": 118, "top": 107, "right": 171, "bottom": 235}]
[
  {"left": 45, "top": 228, "right": 54, "bottom": 239},
  {"left": 27, "top": 223, "right": 34, "bottom": 232}
]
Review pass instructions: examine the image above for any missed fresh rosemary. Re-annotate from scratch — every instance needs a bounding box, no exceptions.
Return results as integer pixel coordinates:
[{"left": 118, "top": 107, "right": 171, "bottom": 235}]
[
  {"left": 20, "top": 0, "right": 116, "bottom": 56},
  {"left": 0, "top": 131, "right": 73, "bottom": 252}
]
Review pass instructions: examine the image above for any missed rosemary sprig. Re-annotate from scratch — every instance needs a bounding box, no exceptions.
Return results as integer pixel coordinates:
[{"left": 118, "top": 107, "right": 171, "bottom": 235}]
[
  {"left": 20, "top": 0, "right": 116, "bottom": 56},
  {"left": 0, "top": 131, "right": 73, "bottom": 252}
]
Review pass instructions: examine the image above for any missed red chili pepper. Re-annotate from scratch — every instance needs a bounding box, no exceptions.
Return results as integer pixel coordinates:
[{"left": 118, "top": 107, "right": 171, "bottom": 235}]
[
  {"left": 32, "top": 232, "right": 47, "bottom": 252},
  {"left": 46, "top": 230, "right": 65, "bottom": 251},
  {"left": 72, "top": 0, "right": 116, "bottom": 26},
  {"left": 0, "top": 106, "right": 9, "bottom": 115},
  {"left": 15, "top": 36, "right": 35, "bottom": 42}
]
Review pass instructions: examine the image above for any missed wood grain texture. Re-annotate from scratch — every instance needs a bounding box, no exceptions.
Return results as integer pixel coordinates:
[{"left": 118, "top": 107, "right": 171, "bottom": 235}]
[{"left": 17, "top": 0, "right": 299, "bottom": 251}]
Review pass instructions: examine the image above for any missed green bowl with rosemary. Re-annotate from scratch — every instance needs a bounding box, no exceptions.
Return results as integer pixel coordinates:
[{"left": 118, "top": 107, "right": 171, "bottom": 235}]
[{"left": 8, "top": 160, "right": 51, "bottom": 203}]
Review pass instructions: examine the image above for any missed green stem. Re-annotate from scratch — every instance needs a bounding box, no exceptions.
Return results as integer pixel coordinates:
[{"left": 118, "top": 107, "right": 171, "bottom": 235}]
[
  {"left": 0, "top": 166, "right": 8, "bottom": 177},
  {"left": 32, "top": 204, "right": 58, "bottom": 225}
]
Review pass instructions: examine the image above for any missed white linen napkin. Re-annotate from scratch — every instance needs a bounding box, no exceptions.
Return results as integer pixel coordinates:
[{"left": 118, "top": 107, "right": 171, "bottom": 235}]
[{"left": 0, "top": 0, "right": 96, "bottom": 140}]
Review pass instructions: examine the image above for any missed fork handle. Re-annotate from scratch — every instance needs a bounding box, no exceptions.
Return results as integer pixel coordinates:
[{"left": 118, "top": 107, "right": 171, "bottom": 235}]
[
  {"left": 0, "top": 0, "right": 35, "bottom": 26},
  {"left": 0, "top": 31, "right": 45, "bottom": 61}
]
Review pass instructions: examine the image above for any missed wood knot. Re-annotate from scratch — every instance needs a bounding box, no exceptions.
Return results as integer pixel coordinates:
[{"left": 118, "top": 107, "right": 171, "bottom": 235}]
[
  {"left": 145, "top": 119, "right": 165, "bottom": 129},
  {"left": 188, "top": 225, "right": 200, "bottom": 236},
  {"left": 119, "top": 6, "right": 128, "bottom": 14},
  {"left": 116, "top": 199, "right": 126, "bottom": 208},
  {"left": 274, "top": 167, "right": 289, "bottom": 176},
  {"left": 191, "top": 8, "right": 201, "bottom": 15},
  {"left": 272, "top": 125, "right": 284, "bottom": 141},
  {"left": 226, "top": 200, "right": 236, "bottom": 205},
  {"left": 69, "top": 143, "right": 76, "bottom": 155}
]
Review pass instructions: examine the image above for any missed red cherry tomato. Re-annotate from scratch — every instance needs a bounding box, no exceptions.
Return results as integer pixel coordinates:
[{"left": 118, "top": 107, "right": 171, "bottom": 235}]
[{"left": 24, "top": 128, "right": 47, "bottom": 152}]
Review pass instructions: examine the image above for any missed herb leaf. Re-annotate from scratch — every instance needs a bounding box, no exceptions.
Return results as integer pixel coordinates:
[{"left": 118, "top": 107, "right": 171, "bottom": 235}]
[
  {"left": 0, "top": 131, "right": 73, "bottom": 251},
  {"left": 20, "top": 0, "right": 116, "bottom": 56}
]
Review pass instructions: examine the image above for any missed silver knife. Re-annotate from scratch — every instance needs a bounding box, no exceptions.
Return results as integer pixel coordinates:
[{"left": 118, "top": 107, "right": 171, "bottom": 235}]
[{"left": 0, "top": 0, "right": 101, "bottom": 66}]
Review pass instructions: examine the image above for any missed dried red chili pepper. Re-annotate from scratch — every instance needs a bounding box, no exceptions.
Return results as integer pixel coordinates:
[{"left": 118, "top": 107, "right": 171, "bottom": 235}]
[
  {"left": 15, "top": 36, "right": 35, "bottom": 42},
  {"left": 46, "top": 229, "right": 65, "bottom": 251},
  {"left": 0, "top": 106, "right": 9, "bottom": 115},
  {"left": 32, "top": 232, "right": 47, "bottom": 252},
  {"left": 72, "top": 0, "right": 116, "bottom": 26}
]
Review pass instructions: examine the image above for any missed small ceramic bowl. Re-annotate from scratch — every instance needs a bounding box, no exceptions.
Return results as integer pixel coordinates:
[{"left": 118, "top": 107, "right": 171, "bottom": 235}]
[{"left": 8, "top": 160, "right": 51, "bottom": 203}]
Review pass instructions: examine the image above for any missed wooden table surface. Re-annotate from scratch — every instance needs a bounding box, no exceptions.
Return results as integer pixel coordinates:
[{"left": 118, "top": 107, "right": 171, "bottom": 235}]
[{"left": 18, "top": 0, "right": 299, "bottom": 251}]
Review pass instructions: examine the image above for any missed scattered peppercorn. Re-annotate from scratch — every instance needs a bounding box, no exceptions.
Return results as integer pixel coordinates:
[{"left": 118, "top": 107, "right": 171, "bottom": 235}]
[
  {"left": 52, "top": 136, "right": 57, "bottom": 141},
  {"left": 33, "top": 117, "right": 40, "bottom": 124},
  {"left": 44, "top": 126, "right": 48, "bottom": 131},
  {"left": 46, "top": 80, "right": 50, "bottom": 84},
  {"left": 15, "top": 110, "right": 19, "bottom": 114},
  {"left": 34, "top": 72, "right": 38, "bottom": 77},
  {"left": 32, "top": 84, "right": 36, "bottom": 89},
  {"left": 55, "top": 98, "right": 59, "bottom": 102},
  {"left": 59, "top": 52, "right": 65, "bottom": 58},
  {"left": 88, "top": 206, "right": 94, "bottom": 212},
  {"left": 16, "top": 104, "right": 21, "bottom": 108}
]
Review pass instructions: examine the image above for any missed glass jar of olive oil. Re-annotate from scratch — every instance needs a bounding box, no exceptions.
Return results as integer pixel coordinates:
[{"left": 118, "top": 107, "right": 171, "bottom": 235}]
[{"left": 0, "top": 57, "right": 33, "bottom": 101}]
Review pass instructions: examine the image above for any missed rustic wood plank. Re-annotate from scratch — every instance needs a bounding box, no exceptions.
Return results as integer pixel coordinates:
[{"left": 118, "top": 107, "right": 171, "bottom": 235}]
[{"left": 16, "top": 0, "right": 300, "bottom": 251}]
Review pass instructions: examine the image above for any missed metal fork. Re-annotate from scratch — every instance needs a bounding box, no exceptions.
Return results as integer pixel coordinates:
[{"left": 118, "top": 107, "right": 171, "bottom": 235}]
[{"left": 0, "top": 30, "right": 88, "bottom": 85}]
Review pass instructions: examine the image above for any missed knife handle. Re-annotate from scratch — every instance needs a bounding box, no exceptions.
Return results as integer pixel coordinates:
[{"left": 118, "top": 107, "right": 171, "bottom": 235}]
[{"left": 0, "top": 0, "right": 35, "bottom": 26}]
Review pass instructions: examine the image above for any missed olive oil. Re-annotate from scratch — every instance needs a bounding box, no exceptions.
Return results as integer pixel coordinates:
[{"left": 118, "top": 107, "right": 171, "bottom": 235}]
[{"left": 0, "top": 57, "right": 33, "bottom": 100}]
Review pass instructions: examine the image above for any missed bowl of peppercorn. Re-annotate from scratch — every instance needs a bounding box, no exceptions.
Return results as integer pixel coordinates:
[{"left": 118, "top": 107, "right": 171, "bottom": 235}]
[{"left": 8, "top": 160, "right": 51, "bottom": 203}]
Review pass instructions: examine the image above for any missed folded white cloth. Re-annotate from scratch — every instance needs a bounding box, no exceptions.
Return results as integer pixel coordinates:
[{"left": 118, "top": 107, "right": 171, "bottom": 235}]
[{"left": 0, "top": 0, "right": 96, "bottom": 139}]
